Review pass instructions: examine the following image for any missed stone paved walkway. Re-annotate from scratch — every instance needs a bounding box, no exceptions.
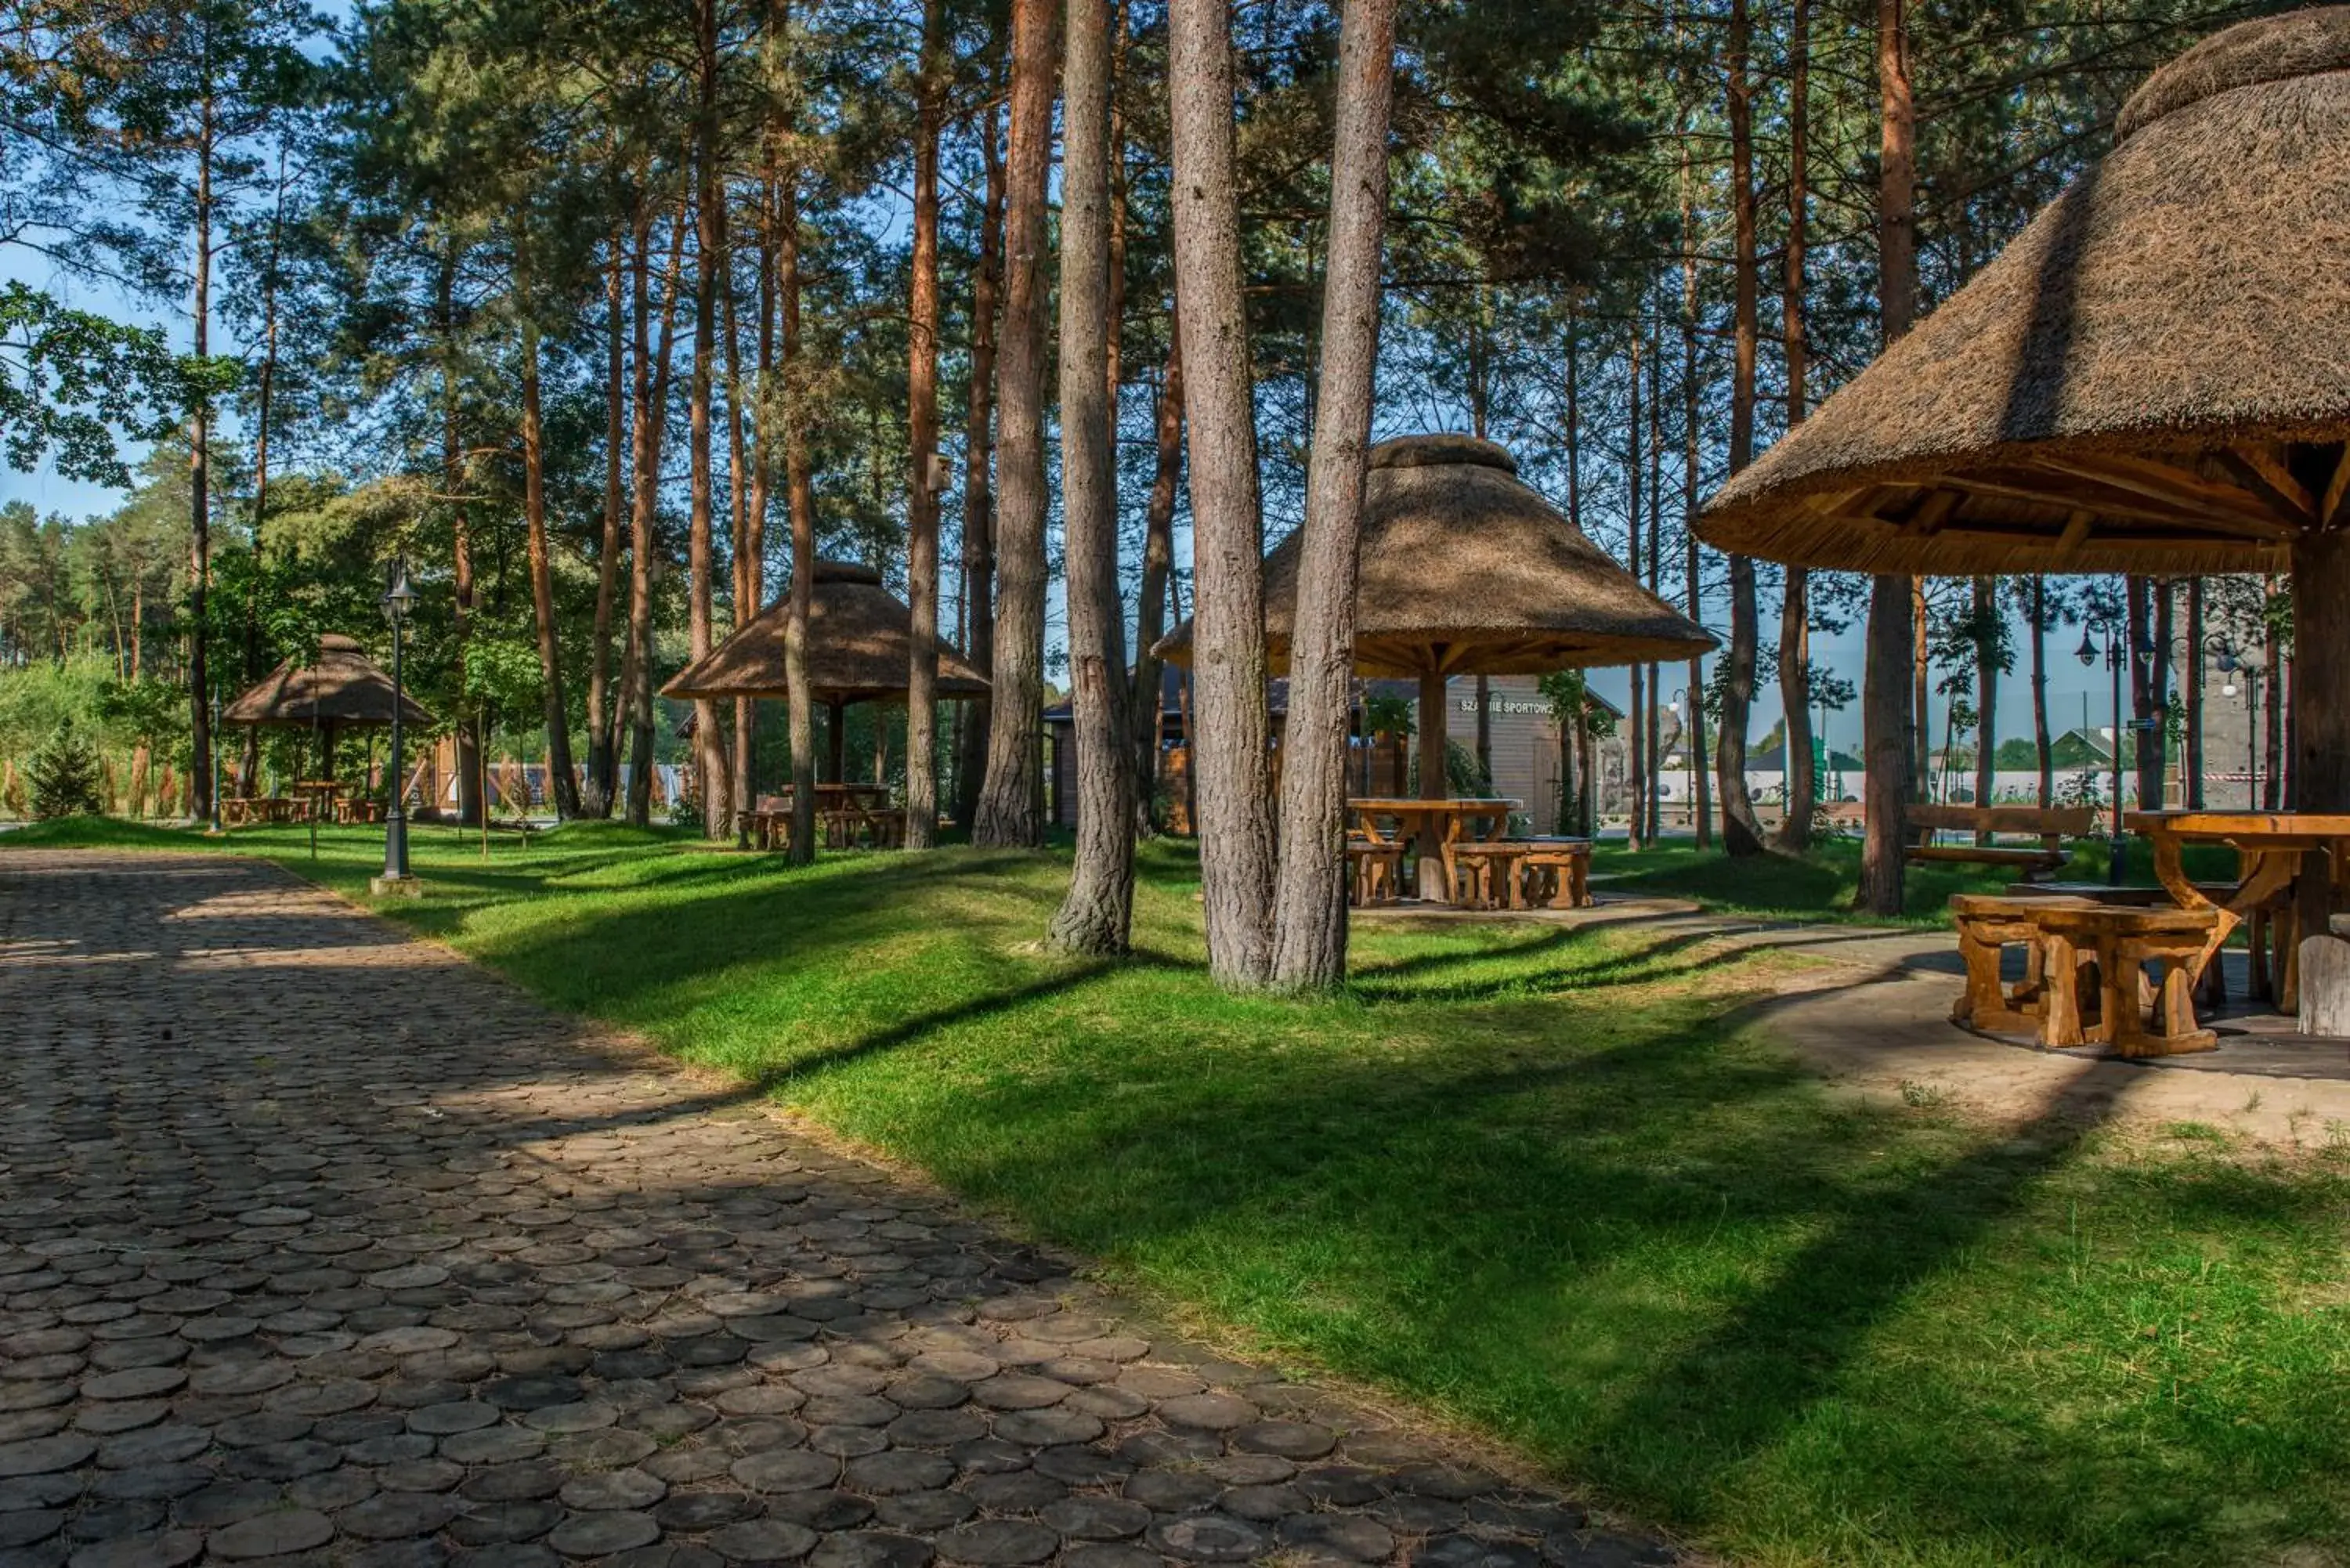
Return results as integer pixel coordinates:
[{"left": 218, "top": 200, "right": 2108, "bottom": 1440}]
[{"left": 0, "top": 853, "right": 1676, "bottom": 1568}]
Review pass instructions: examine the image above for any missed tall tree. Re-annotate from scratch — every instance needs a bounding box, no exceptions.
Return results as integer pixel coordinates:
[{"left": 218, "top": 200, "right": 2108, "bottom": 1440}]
[
  {"left": 687, "top": 0, "right": 729, "bottom": 838},
  {"left": 1857, "top": 0, "right": 1917, "bottom": 917},
  {"left": 515, "top": 240, "right": 580, "bottom": 818},
  {"left": 1774, "top": 0, "right": 1813, "bottom": 852},
  {"left": 1050, "top": 0, "right": 1136, "bottom": 953},
  {"left": 902, "top": 0, "right": 947, "bottom": 851},
  {"left": 1130, "top": 325, "right": 1182, "bottom": 833},
  {"left": 1168, "top": 0, "right": 1274, "bottom": 987},
  {"left": 1269, "top": 0, "right": 1397, "bottom": 992},
  {"left": 954, "top": 104, "right": 1004, "bottom": 829},
  {"left": 973, "top": 0, "right": 1056, "bottom": 849},
  {"left": 582, "top": 237, "right": 627, "bottom": 818},
  {"left": 1715, "top": 0, "right": 1764, "bottom": 857}
]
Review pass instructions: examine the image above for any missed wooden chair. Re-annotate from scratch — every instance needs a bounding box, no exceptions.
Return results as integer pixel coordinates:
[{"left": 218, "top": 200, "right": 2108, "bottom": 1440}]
[
  {"left": 1447, "top": 842, "right": 1534, "bottom": 911},
  {"left": 1347, "top": 840, "right": 1403, "bottom": 907},
  {"left": 1517, "top": 840, "right": 1593, "bottom": 909}
]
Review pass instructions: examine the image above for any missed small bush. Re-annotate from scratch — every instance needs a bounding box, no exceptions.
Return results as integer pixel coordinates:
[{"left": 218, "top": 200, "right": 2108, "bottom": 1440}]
[{"left": 28, "top": 721, "right": 103, "bottom": 819}]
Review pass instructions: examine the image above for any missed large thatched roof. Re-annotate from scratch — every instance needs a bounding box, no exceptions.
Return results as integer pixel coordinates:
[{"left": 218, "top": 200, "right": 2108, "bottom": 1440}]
[
  {"left": 1700, "top": 7, "right": 2350, "bottom": 576},
  {"left": 1156, "top": 435, "right": 1716, "bottom": 677},
  {"left": 661, "top": 558, "right": 989, "bottom": 703},
  {"left": 223, "top": 634, "right": 432, "bottom": 728}
]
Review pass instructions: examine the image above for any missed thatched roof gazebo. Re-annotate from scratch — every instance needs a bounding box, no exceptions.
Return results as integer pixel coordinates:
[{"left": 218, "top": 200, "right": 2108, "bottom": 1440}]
[
  {"left": 225, "top": 634, "right": 432, "bottom": 732},
  {"left": 1158, "top": 433, "right": 1716, "bottom": 796},
  {"left": 1697, "top": 6, "right": 2350, "bottom": 826},
  {"left": 662, "top": 558, "right": 987, "bottom": 780}
]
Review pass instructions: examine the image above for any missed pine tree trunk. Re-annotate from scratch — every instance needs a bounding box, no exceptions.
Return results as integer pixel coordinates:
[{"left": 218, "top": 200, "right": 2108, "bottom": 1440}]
[
  {"left": 1718, "top": 0, "right": 1769, "bottom": 865},
  {"left": 955, "top": 105, "right": 1004, "bottom": 831},
  {"left": 1269, "top": 0, "right": 1394, "bottom": 992},
  {"left": 1050, "top": 0, "right": 1137, "bottom": 953},
  {"left": 1625, "top": 325, "right": 1645, "bottom": 851},
  {"left": 2185, "top": 576, "right": 2204, "bottom": 808},
  {"left": 1169, "top": 0, "right": 1275, "bottom": 985},
  {"left": 1774, "top": 0, "right": 1812, "bottom": 852},
  {"left": 584, "top": 238, "right": 626, "bottom": 818},
  {"left": 2126, "top": 574, "right": 2155, "bottom": 811},
  {"left": 903, "top": 0, "right": 948, "bottom": 851},
  {"left": 689, "top": 0, "right": 731, "bottom": 839},
  {"left": 2294, "top": 535, "right": 2350, "bottom": 934},
  {"left": 624, "top": 204, "right": 689, "bottom": 828},
  {"left": 974, "top": 0, "right": 1058, "bottom": 850},
  {"left": 2032, "top": 577, "right": 2053, "bottom": 807},
  {"left": 518, "top": 253, "right": 580, "bottom": 820},
  {"left": 1859, "top": 0, "right": 1916, "bottom": 916},
  {"left": 439, "top": 243, "right": 483, "bottom": 829},
  {"left": 780, "top": 163, "right": 819, "bottom": 864},
  {"left": 1130, "top": 324, "right": 1183, "bottom": 836},
  {"left": 188, "top": 92, "right": 214, "bottom": 824},
  {"left": 726, "top": 215, "right": 760, "bottom": 830},
  {"left": 1972, "top": 576, "right": 1996, "bottom": 822}
]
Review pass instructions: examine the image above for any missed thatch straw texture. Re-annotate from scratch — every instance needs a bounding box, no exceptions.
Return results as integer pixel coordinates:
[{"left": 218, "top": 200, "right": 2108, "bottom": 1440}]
[
  {"left": 661, "top": 559, "right": 989, "bottom": 703},
  {"left": 223, "top": 634, "right": 432, "bottom": 728},
  {"left": 1700, "top": 7, "right": 2350, "bottom": 576},
  {"left": 1157, "top": 434, "right": 1716, "bottom": 676}
]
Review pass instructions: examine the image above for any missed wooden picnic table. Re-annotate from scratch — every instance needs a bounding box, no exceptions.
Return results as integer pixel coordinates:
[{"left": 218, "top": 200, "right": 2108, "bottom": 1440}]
[
  {"left": 739, "top": 785, "right": 899, "bottom": 851},
  {"left": 2124, "top": 811, "right": 2350, "bottom": 1010},
  {"left": 1350, "top": 797, "right": 1520, "bottom": 904}
]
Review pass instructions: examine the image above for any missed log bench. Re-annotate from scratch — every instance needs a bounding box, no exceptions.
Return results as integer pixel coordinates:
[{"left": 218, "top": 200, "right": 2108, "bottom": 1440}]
[
  {"left": 1907, "top": 804, "right": 2096, "bottom": 880},
  {"left": 1950, "top": 893, "right": 2222, "bottom": 1057}
]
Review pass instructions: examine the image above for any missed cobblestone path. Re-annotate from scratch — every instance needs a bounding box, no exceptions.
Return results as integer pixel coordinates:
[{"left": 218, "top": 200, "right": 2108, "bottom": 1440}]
[{"left": 0, "top": 852, "right": 1676, "bottom": 1568}]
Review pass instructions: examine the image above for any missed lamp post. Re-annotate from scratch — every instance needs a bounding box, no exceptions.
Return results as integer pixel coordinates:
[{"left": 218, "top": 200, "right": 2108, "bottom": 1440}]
[
  {"left": 374, "top": 559, "right": 418, "bottom": 894},
  {"left": 2077, "top": 619, "right": 2128, "bottom": 883},
  {"left": 2218, "top": 640, "right": 2263, "bottom": 808}
]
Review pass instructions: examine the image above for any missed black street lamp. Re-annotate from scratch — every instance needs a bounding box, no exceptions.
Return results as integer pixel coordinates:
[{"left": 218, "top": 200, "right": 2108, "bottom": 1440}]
[
  {"left": 375, "top": 559, "right": 419, "bottom": 893},
  {"left": 2077, "top": 620, "right": 2129, "bottom": 883}
]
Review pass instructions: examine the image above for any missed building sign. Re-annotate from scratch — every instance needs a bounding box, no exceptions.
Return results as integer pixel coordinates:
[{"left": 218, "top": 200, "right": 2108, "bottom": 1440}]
[{"left": 1455, "top": 697, "right": 1552, "bottom": 717}]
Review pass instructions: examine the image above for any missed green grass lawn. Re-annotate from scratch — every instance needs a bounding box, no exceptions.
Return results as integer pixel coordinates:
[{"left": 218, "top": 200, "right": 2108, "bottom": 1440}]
[{"left": 9, "top": 818, "right": 2350, "bottom": 1567}]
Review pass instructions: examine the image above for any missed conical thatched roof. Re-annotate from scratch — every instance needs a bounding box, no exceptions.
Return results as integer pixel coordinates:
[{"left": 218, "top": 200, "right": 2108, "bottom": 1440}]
[
  {"left": 661, "top": 558, "right": 989, "bottom": 704},
  {"left": 1156, "top": 434, "right": 1716, "bottom": 676},
  {"left": 223, "top": 634, "right": 432, "bottom": 728},
  {"left": 1701, "top": 8, "right": 2350, "bottom": 577}
]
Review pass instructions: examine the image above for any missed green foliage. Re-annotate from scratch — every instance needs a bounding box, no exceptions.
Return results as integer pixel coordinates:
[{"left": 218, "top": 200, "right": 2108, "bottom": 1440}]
[
  {"left": 0, "top": 284, "right": 231, "bottom": 488},
  {"left": 27, "top": 721, "right": 103, "bottom": 818}
]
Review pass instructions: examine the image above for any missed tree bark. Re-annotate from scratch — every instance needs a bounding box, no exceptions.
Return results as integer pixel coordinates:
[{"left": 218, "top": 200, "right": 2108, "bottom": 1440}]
[
  {"left": 1169, "top": 0, "right": 1275, "bottom": 985},
  {"left": 1050, "top": 0, "right": 1137, "bottom": 953},
  {"left": 955, "top": 103, "right": 1004, "bottom": 830},
  {"left": 517, "top": 246, "right": 580, "bottom": 819},
  {"left": 2185, "top": 576, "right": 2204, "bottom": 808},
  {"left": 726, "top": 208, "right": 761, "bottom": 829},
  {"left": 1625, "top": 323, "right": 1644, "bottom": 850},
  {"left": 2031, "top": 577, "right": 2052, "bottom": 807},
  {"left": 1972, "top": 576, "right": 1996, "bottom": 819},
  {"left": 780, "top": 164, "right": 819, "bottom": 863},
  {"left": 903, "top": 0, "right": 948, "bottom": 851},
  {"left": 1716, "top": 4, "right": 1766, "bottom": 860},
  {"left": 1859, "top": 0, "right": 1917, "bottom": 916},
  {"left": 1774, "top": 0, "right": 1812, "bottom": 851},
  {"left": 439, "top": 242, "right": 483, "bottom": 829},
  {"left": 188, "top": 89, "right": 214, "bottom": 824},
  {"left": 974, "top": 0, "right": 1058, "bottom": 849},
  {"left": 1269, "top": 0, "right": 1394, "bottom": 992},
  {"left": 1130, "top": 323, "right": 1182, "bottom": 836},
  {"left": 624, "top": 201, "right": 689, "bottom": 827},
  {"left": 689, "top": 0, "right": 731, "bottom": 838},
  {"left": 583, "top": 237, "right": 627, "bottom": 818}
]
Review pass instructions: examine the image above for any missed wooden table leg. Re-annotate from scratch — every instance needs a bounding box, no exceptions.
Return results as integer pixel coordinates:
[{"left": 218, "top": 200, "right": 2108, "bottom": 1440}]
[{"left": 2040, "top": 931, "right": 2084, "bottom": 1047}]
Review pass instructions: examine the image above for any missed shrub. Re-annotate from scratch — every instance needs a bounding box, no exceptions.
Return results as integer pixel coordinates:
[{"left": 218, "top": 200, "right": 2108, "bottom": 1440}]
[{"left": 28, "top": 721, "right": 103, "bottom": 819}]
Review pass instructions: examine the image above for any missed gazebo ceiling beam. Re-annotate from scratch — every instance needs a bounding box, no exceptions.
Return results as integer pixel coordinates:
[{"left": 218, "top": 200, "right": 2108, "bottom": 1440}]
[
  {"left": 2024, "top": 452, "right": 2298, "bottom": 535},
  {"left": 2319, "top": 440, "right": 2350, "bottom": 527},
  {"left": 2224, "top": 442, "right": 2319, "bottom": 522}
]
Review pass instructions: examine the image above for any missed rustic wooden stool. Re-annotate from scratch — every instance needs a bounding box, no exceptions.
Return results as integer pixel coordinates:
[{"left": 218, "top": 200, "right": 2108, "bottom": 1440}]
[
  {"left": 1954, "top": 896, "right": 2222, "bottom": 1055},
  {"left": 1347, "top": 841, "right": 1403, "bottom": 907},
  {"left": 1517, "top": 842, "right": 1593, "bottom": 909},
  {"left": 1950, "top": 894, "right": 2100, "bottom": 1039}
]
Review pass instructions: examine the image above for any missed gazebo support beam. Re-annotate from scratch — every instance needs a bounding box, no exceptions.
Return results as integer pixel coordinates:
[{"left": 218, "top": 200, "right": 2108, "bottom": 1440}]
[
  {"left": 1418, "top": 669, "right": 1447, "bottom": 800},
  {"left": 2296, "top": 528, "right": 2350, "bottom": 938}
]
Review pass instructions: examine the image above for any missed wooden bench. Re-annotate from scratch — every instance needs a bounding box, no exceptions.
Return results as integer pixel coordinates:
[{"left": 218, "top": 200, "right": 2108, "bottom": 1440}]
[
  {"left": 1517, "top": 840, "right": 1593, "bottom": 910},
  {"left": 1949, "top": 893, "right": 2221, "bottom": 1057},
  {"left": 1906, "top": 804, "right": 2096, "bottom": 880}
]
